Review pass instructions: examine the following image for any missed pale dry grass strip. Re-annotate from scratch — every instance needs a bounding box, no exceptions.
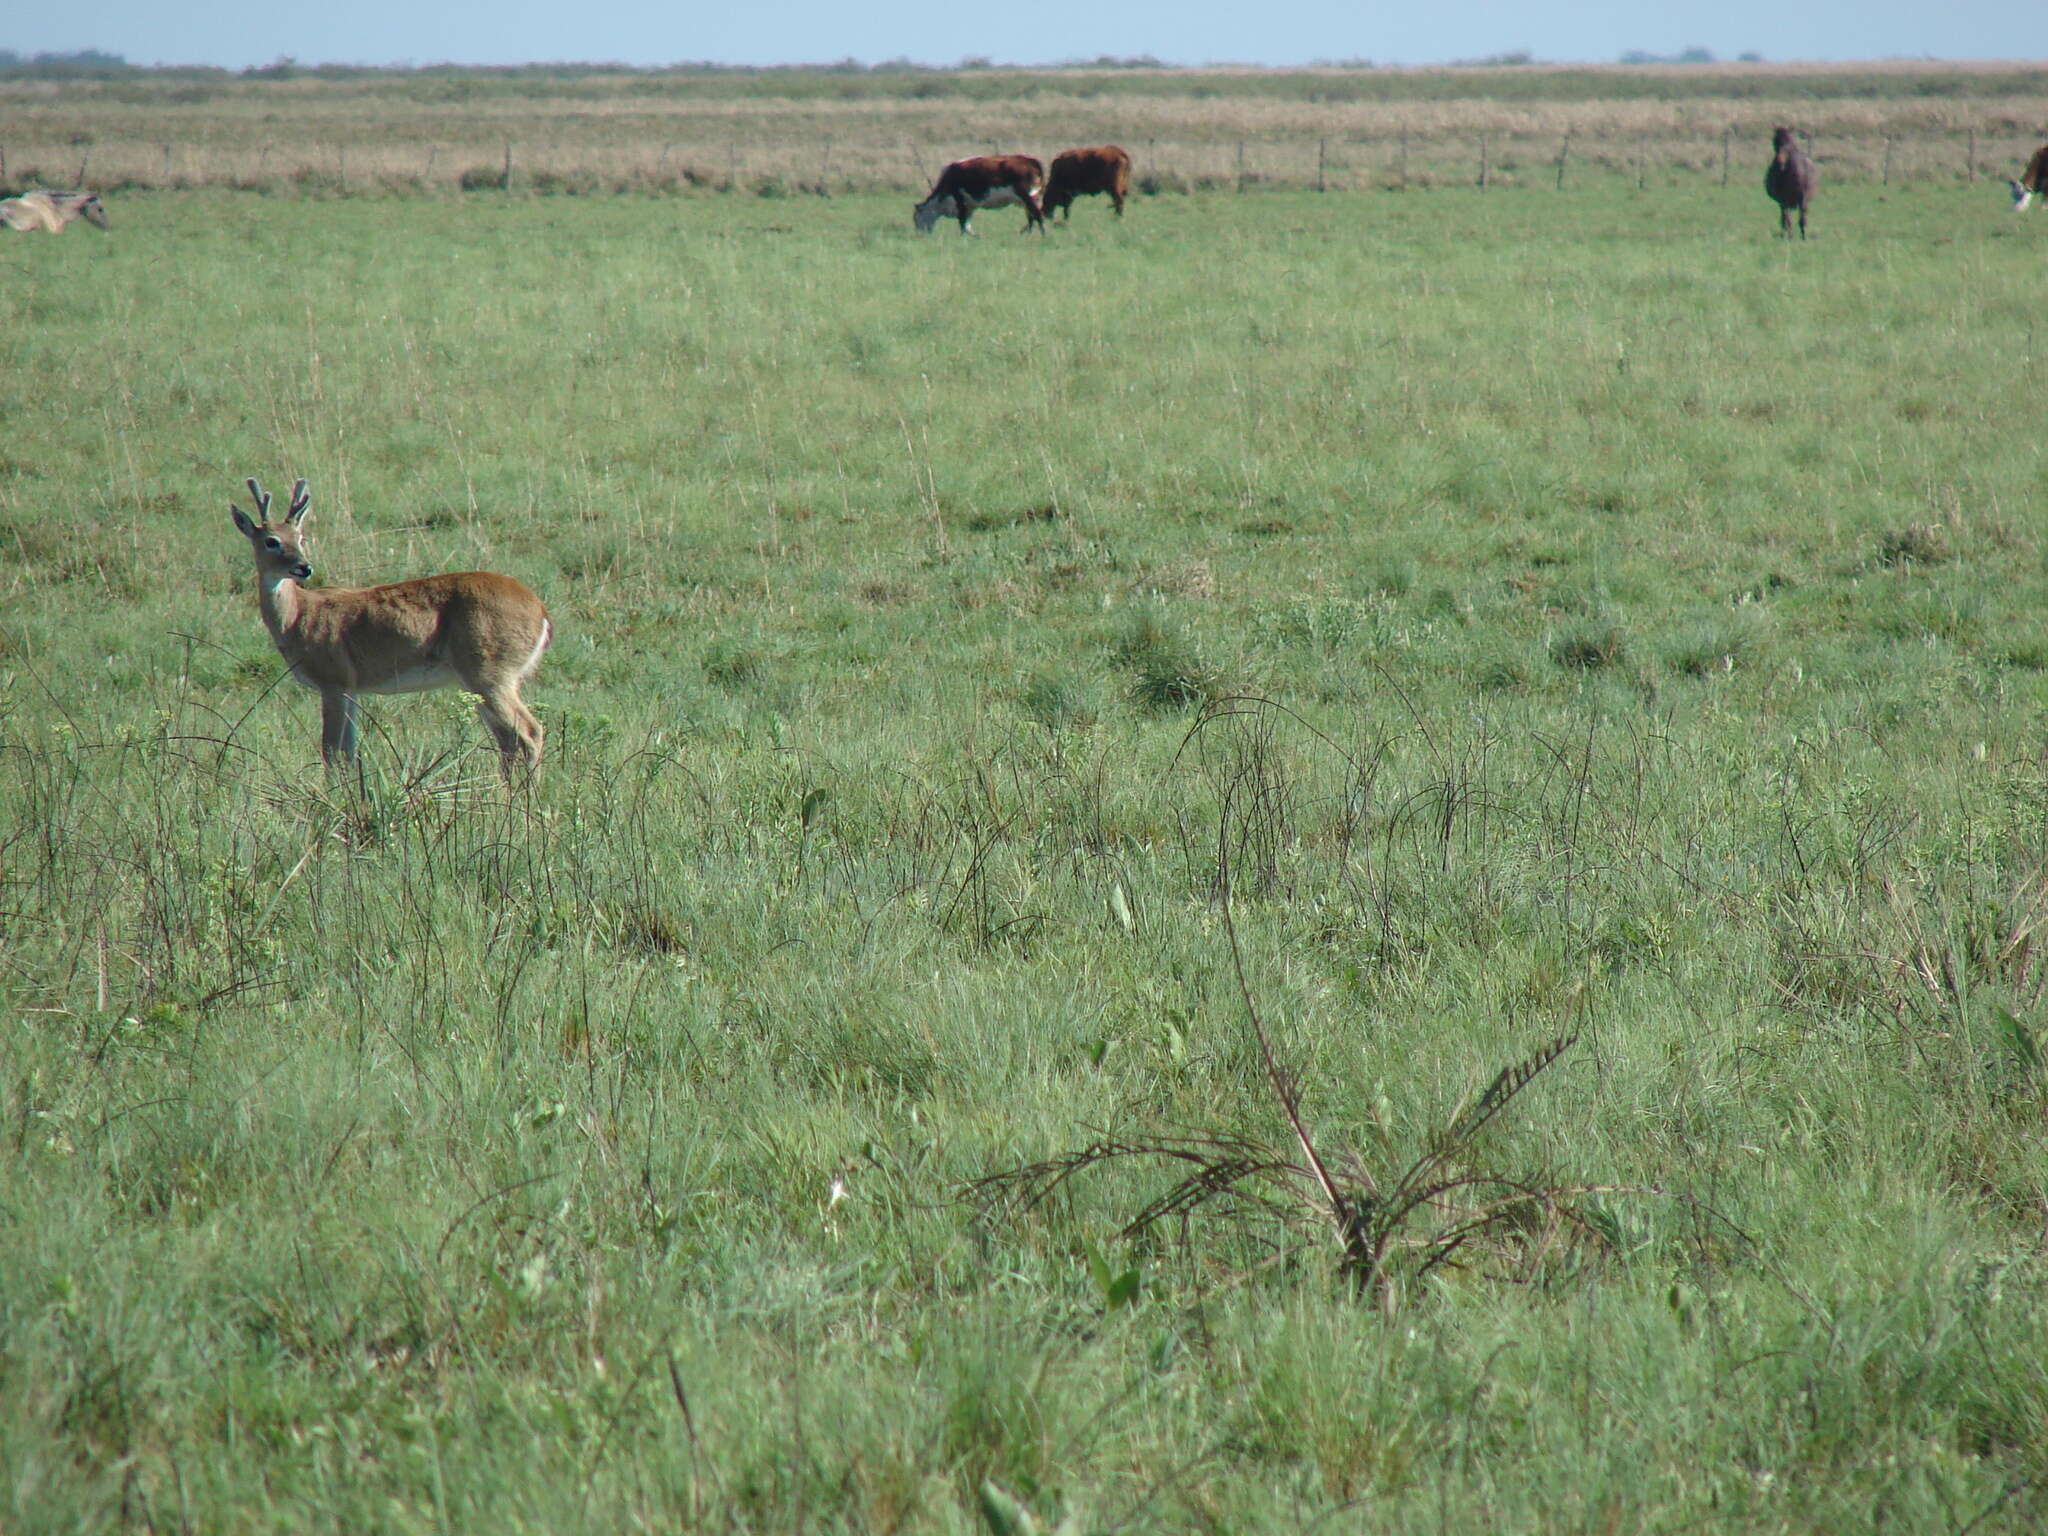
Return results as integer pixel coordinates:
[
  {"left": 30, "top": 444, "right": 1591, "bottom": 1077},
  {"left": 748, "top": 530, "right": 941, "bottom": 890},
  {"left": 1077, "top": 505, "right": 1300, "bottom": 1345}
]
[{"left": 4, "top": 68, "right": 2043, "bottom": 194}]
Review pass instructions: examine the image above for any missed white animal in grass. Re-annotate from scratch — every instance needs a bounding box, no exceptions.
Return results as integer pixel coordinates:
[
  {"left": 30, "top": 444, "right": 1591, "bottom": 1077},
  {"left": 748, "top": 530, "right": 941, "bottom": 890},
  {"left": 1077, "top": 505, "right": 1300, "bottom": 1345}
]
[{"left": 0, "top": 190, "right": 110, "bottom": 233}]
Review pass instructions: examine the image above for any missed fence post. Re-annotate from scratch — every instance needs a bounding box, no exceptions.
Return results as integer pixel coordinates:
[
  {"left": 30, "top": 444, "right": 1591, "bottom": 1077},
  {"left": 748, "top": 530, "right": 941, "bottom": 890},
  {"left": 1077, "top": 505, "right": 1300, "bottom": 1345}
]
[
  {"left": 1636, "top": 140, "right": 1646, "bottom": 191},
  {"left": 426, "top": 144, "right": 438, "bottom": 184},
  {"left": 1478, "top": 132, "right": 1489, "bottom": 190},
  {"left": 1556, "top": 132, "right": 1570, "bottom": 190},
  {"left": 1399, "top": 126, "right": 1409, "bottom": 189},
  {"left": 337, "top": 145, "right": 347, "bottom": 192},
  {"left": 502, "top": 140, "right": 513, "bottom": 192},
  {"left": 821, "top": 137, "right": 832, "bottom": 191},
  {"left": 1236, "top": 138, "right": 1246, "bottom": 193},
  {"left": 162, "top": 142, "right": 172, "bottom": 182},
  {"left": 1317, "top": 135, "right": 1327, "bottom": 193},
  {"left": 1882, "top": 137, "right": 1893, "bottom": 186},
  {"left": 1967, "top": 129, "right": 1976, "bottom": 182},
  {"left": 1721, "top": 128, "right": 1731, "bottom": 187},
  {"left": 75, "top": 150, "right": 91, "bottom": 187},
  {"left": 728, "top": 142, "right": 738, "bottom": 189}
]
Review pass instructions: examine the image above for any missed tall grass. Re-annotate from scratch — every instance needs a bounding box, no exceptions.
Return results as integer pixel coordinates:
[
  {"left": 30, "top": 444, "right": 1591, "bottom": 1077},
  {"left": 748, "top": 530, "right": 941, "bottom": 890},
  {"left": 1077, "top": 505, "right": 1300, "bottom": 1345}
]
[
  {"left": 3, "top": 63, "right": 2045, "bottom": 196},
  {"left": 4, "top": 181, "right": 2048, "bottom": 1528}
]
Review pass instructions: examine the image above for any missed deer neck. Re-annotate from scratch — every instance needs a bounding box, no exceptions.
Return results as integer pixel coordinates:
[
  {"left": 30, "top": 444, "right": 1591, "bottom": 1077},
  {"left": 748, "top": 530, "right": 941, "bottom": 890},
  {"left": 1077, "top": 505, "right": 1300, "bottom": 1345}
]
[{"left": 257, "top": 569, "right": 312, "bottom": 645}]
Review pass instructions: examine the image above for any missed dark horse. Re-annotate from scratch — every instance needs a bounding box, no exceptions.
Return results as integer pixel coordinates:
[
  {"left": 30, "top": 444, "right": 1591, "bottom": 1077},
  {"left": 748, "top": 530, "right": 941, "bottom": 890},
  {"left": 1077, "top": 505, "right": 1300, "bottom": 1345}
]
[{"left": 1765, "top": 127, "right": 1817, "bottom": 239}]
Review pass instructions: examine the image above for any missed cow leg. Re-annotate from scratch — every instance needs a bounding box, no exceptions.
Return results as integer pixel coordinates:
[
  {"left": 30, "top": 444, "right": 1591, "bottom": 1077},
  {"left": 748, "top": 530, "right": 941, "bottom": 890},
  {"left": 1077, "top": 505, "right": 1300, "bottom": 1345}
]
[
  {"left": 1111, "top": 190, "right": 1125, "bottom": 217},
  {"left": 1799, "top": 205, "right": 1808, "bottom": 240},
  {"left": 958, "top": 204, "right": 975, "bottom": 235}
]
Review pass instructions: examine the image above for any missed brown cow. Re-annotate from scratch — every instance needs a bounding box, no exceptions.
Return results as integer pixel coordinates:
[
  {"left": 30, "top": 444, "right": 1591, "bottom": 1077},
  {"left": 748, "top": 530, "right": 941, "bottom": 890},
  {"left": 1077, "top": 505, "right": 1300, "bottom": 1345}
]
[
  {"left": 0, "top": 190, "right": 110, "bottom": 234},
  {"left": 2010, "top": 144, "right": 2048, "bottom": 211},
  {"left": 1043, "top": 146, "right": 1132, "bottom": 223},
  {"left": 1765, "top": 127, "right": 1817, "bottom": 240},
  {"left": 913, "top": 155, "right": 1045, "bottom": 235}
]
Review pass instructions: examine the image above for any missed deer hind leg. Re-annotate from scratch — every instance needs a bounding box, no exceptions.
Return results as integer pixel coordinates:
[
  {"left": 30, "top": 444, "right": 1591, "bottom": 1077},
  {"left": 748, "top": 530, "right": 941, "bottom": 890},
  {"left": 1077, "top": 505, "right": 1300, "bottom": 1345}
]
[
  {"left": 321, "top": 691, "right": 360, "bottom": 765},
  {"left": 475, "top": 687, "right": 543, "bottom": 781}
]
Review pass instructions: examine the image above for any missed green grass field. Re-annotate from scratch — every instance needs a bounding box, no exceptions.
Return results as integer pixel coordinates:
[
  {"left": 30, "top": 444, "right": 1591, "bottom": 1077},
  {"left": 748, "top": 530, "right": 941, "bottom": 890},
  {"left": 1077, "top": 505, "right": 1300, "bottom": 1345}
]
[{"left": 5, "top": 178, "right": 2048, "bottom": 1531}]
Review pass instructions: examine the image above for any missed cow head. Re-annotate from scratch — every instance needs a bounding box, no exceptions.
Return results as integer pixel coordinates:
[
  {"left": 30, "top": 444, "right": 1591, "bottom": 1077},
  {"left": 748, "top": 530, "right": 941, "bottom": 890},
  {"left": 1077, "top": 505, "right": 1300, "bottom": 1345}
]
[{"left": 912, "top": 195, "right": 949, "bottom": 234}]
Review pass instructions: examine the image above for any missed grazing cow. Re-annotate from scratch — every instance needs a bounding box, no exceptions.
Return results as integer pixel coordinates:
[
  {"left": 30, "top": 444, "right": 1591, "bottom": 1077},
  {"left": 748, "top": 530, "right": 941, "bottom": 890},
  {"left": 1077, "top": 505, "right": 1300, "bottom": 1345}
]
[
  {"left": 912, "top": 155, "right": 1045, "bottom": 235},
  {"left": 1765, "top": 127, "right": 1817, "bottom": 240},
  {"left": 2010, "top": 144, "right": 2048, "bottom": 211},
  {"left": 1043, "top": 145, "right": 1133, "bottom": 223},
  {"left": 0, "top": 190, "right": 110, "bottom": 234}
]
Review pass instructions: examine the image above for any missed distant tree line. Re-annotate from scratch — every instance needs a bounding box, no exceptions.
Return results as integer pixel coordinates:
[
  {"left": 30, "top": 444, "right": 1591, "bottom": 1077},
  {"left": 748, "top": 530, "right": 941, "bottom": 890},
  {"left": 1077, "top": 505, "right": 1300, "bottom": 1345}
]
[
  {"left": 1619, "top": 48, "right": 1767, "bottom": 65},
  {"left": 0, "top": 49, "right": 138, "bottom": 78},
  {"left": 0, "top": 51, "right": 1179, "bottom": 83},
  {"left": 0, "top": 48, "right": 1784, "bottom": 83}
]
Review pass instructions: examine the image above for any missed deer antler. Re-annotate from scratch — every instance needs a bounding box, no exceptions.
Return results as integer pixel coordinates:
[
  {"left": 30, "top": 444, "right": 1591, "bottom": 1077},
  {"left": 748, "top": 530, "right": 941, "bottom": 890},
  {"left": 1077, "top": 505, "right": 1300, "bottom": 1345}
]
[
  {"left": 287, "top": 479, "right": 311, "bottom": 523},
  {"left": 245, "top": 478, "right": 273, "bottom": 519}
]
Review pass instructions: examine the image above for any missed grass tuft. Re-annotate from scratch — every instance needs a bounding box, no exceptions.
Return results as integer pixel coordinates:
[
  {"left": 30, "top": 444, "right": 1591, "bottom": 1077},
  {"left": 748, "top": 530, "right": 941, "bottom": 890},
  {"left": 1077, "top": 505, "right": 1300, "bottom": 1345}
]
[
  {"left": 1878, "top": 522, "right": 1953, "bottom": 568},
  {"left": 1550, "top": 626, "right": 1628, "bottom": 670},
  {"left": 1115, "top": 608, "right": 1229, "bottom": 712}
]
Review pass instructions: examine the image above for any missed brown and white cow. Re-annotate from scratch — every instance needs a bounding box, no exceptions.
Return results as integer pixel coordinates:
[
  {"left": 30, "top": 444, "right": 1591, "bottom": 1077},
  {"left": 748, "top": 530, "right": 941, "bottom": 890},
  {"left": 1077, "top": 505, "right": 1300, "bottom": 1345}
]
[
  {"left": 2010, "top": 145, "right": 2048, "bottom": 211},
  {"left": 912, "top": 155, "right": 1045, "bottom": 235},
  {"left": 0, "top": 190, "right": 110, "bottom": 234},
  {"left": 1043, "top": 146, "right": 1132, "bottom": 223}
]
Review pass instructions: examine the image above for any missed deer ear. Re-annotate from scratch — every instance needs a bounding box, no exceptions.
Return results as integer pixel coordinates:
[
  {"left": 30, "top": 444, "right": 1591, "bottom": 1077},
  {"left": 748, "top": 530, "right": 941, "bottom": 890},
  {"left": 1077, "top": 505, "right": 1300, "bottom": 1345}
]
[{"left": 232, "top": 506, "right": 257, "bottom": 538}]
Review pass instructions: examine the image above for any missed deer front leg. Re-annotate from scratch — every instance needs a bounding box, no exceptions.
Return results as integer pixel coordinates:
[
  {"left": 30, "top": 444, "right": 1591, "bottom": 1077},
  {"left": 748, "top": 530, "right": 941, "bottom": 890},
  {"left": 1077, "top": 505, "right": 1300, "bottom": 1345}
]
[{"left": 321, "top": 690, "right": 359, "bottom": 765}]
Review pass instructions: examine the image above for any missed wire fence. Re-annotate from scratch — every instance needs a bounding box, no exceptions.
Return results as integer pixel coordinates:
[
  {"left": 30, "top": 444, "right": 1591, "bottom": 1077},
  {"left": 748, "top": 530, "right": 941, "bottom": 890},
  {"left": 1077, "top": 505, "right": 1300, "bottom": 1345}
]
[{"left": 2, "top": 128, "right": 2040, "bottom": 199}]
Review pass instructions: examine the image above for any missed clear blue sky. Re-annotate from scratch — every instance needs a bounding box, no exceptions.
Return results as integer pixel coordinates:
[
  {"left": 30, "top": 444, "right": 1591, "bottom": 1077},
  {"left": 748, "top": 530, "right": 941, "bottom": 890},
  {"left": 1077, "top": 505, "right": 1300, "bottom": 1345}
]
[{"left": 9, "top": 1, "right": 2043, "bottom": 70}]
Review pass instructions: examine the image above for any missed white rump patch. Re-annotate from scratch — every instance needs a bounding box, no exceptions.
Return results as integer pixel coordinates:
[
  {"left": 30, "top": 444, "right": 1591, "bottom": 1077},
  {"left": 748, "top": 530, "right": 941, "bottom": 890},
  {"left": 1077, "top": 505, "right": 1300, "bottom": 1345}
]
[{"left": 518, "top": 620, "right": 551, "bottom": 681}]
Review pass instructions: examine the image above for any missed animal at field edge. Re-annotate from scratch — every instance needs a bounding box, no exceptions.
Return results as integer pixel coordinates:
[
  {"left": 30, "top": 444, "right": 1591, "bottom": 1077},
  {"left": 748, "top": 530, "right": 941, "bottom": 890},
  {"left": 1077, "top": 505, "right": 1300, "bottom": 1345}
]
[
  {"left": 0, "top": 190, "right": 110, "bottom": 234},
  {"left": 1042, "top": 145, "right": 1133, "bottom": 223},
  {"left": 231, "top": 477, "right": 552, "bottom": 781},
  {"left": 1765, "top": 127, "right": 1817, "bottom": 239},
  {"left": 2010, "top": 144, "right": 2048, "bottom": 211},
  {"left": 912, "top": 155, "right": 1046, "bottom": 235}
]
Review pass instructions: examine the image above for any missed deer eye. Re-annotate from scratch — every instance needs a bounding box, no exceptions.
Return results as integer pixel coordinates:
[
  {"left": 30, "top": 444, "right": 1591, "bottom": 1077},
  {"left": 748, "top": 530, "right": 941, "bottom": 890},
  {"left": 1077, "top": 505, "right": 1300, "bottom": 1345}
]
[{"left": 263, "top": 537, "right": 282, "bottom": 550}]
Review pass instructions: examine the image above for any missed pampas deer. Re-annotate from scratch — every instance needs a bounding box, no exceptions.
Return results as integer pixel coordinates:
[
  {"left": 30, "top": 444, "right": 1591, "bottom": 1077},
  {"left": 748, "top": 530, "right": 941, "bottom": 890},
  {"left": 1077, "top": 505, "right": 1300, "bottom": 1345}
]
[
  {"left": 231, "top": 477, "right": 552, "bottom": 780},
  {"left": 0, "top": 191, "right": 110, "bottom": 234}
]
